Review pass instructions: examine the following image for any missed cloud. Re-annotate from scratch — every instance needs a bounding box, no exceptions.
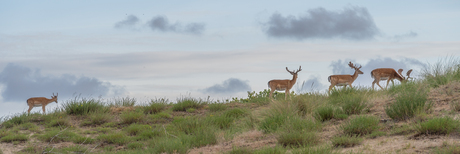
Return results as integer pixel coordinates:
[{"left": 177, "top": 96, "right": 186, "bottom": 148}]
[
  {"left": 329, "top": 59, "right": 357, "bottom": 74},
  {"left": 114, "top": 15, "right": 140, "bottom": 29},
  {"left": 0, "top": 63, "right": 126, "bottom": 102},
  {"left": 298, "top": 76, "right": 327, "bottom": 92},
  {"left": 202, "top": 78, "right": 251, "bottom": 94},
  {"left": 147, "top": 16, "right": 205, "bottom": 35},
  {"left": 391, "top": 31, "right": 418, "bottom": 41},
  {"left": 262, "top": 6, "right": 379, "bottom": 40}
]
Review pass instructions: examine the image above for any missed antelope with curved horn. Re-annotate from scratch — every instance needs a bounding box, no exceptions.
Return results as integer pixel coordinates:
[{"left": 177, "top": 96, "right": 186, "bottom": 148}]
[
  {"left": 27, "top": 93, "right": 58, "bottom": 115},
  {"left": 328, "top": 62, "right": 363, "bottom": 92},
  {"left": 371, "top": 68, "right": 413, "bottom": 90},
  {"left": 268, "top": 66, "right": 302, "bottom": 100}
]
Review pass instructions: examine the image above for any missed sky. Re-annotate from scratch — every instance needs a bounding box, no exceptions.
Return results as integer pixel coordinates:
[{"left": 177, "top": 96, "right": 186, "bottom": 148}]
[{"left": 1, "top": 0, "right": 459, "bottom": 117}]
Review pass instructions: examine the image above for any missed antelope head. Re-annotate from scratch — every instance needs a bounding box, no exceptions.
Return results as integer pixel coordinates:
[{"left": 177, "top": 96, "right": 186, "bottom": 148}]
[
  {"left": 52, "top": 93, "right": 58, "bottom": 104},
  {"left": 348, "top": 62, "right": 363, "bottom": 75}
]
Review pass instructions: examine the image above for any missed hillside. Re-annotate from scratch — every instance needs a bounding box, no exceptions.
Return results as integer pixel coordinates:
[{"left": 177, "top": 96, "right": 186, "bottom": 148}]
[{"left": 1, "top": 61, "right": 460, "bottom": 154}]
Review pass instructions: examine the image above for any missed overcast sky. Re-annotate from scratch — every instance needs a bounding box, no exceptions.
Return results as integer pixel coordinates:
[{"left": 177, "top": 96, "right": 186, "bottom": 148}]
[{"left": 1, "top": 1, "right": 459, "bottom": 117}]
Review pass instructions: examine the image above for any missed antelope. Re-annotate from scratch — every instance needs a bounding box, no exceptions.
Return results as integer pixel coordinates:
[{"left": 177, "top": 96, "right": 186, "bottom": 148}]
[
  {"left": 371, "top": 68, "right": 413, "bottom": 90},
  {"left": 268, "top": 66, "right": 302, "bottom": 100},
  {"left": 27, "top": 93, "right": 58, "bottom": 115},
  {"left": 328, "top": 62, "right": 363, "bottom": 92}
]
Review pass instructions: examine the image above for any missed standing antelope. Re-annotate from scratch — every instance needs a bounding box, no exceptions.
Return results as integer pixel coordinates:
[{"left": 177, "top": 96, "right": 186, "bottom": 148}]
[
  {"left": 328, "top": 62, "right": 363, "bottom": 92},
  {"left": 268, "top": 66, "right": 302, "bottom": 100},
  {"left": 371, "top": 68, "right": 413, "bottom": 90},
  {"left": 27, "top": 93, "right": 58, "bottom": 115}
]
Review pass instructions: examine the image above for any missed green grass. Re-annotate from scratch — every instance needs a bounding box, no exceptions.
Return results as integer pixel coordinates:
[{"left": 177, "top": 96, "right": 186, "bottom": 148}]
[
  {"left": 97, "top": 132, "right": 130, "bottom": 145},
  {"left": 172, "top": 97, "right": 208, "bottom": 111},
  {"left": 110, "top": 96, "right": 137, "bottom": 107},
  {"left": 127, "top": 142, "right": 144, "bottom": 150},
  {"left": 277, "top": 131, "right": 318, "bottom": 147},
  {"left": 415, "top": 117, "right": 460, "bottom": 135},
  {"left": 341, "top": 115, "right": 379, "bottom": 136},
  {"left": 61, "top": 97, "right": 108, "bottom": 115},
  {"left": 1, "top": 112, "right": 30, "bottom": 129},
  {"left": 143, "top": 98, "right": 169, "bottom": 114},
  {"left": 208, "top": 103, "right": 228, "bottom": 112},
  {"left": 120, "top": 110, "right": 145, "bottom": 124},
  {"left": 314, "top": 105, "right": 335, "bottom": 122},
  {"left": 124, "top": 124, "right": 151, "bottom": 136},
  {"left": 0, "top": 134, "right": 28, "bottom": 142},
  {"left": 151, "top": 137, "right": 190, "bottom": 154},
  {"left": 81, "top": 112, "right": 112, "bottom": 126},
  {"left": 259, "top": 114, "right": 288, "bottom": 133},
  {"left": 328, "top": 87, "right": 368, "bottom": 115},
  {"left": 422, "top": 56, "right": 460, "bottom": 88},
  {"left": 385, "top": 81, "right": 431, "bottom": 121},
  {"left": 36, "top": 129, "right": 78, "bottom": 143},
  {"left": 331, "top": 135, "right": 363, "bottom": 147}
]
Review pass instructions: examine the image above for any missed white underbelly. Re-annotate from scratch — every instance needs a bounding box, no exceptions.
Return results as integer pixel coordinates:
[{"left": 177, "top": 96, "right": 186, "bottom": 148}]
[
  {"left": 336, "top": 83, "right": 349, "bottom": 86},
  {"left": 380, "top": 77, "right": 389, "bottom": 80},
  {"left": 33, "top": 104, "right": 43, "bottom": 107}
]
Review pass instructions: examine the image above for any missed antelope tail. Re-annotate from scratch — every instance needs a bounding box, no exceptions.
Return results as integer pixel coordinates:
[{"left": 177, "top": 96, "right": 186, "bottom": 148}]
[
  {"left": 370, "top": 71, "right": 374, "bottom": 79},
  {"left": 327, "top": 76, "right": 331, "bottom": 82}
]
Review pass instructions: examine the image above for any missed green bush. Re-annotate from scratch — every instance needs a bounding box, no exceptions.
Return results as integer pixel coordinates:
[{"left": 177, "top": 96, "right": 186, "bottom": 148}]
[
  {"left": 292, "top": 145, "right": 336, "bottom": 154},
  {"left": 143, "top": 98, "right": 169, "bottom": 114},
  {"left": 208, "top": 103, "right": 227, "bottom": 112},
  {"left": 421, "top": 57, "right": 460, "bottom": 88},
  {"left": 1, "top": 112, "right": 29, "bottom": 129},
  {"left": 172, "top": 97, "right": 207, "bottom": 111},
  {"left": 173, "top": 117, "right": 206, "bottom": 135},
  {"left": 152, "top": 137, "right": 190, "bottom": 154},
  {"left": 277, "top": 131, "right": 318, "bottom": 147},
  {"left": 314, "top": 105, "right": 335, "bottom": 122},
  {"left": 253, "top": 145, "right": 286, "bottom": 154},
  {"left": 110, "top": 96, "right": 136, "bottom": 107},
  {"left": 120, "top": 111, "right": 145, "bottom": 124},
  {"left": 81, "top": 112, "right": 112, "bottom": 126},
  {"left": 331, "top": 135, "right": 362, "bottom": 147},
  {"left": 184, "top": 128, "right": 217, "bottom": 147},
  {"left": 328, "top": 88, "right": 367, "bottom": 115},
  {"left": 415, "top": 117, "right": 460, "bottom": 135},
  {"left": 385, "top": 82, "right": 431, "bottom": 120},
  {"left": 227, "top": 147, "right": 253, "bottom": 154},
  {"left": 61, "top": 97, "right": 108, "bottom": 115},
  {"left": 0, "top": 134, "right": 28, "bottom": 143},
  {"left": 341, "top": 115, "right": 379, "bottom": 136},
  {"left": 259, "top": 114, "right": 288, "bottom": 133},
  {"left": 293, "top": 93, "right": 327, "bottom": 116},
  {"left": 124, "top": 124, "right": 151, "bottom": 136},
  {"left": 127, "top": 142, "right": 144, "bottom": 150},
  {"left": 37, "top": 129, "right": 78, "bottom": 143},
  {"left": 97, "top": 132, "right": 130, "bottom": 145},
  {"left": 72, "top": 136, "right": 95, "bottom": 144}
]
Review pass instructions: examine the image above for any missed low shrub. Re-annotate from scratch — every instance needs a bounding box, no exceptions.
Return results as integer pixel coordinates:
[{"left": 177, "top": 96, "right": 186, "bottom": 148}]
[
  {"left": 97, "top": 132, "right": 130, "bottom": 145},
  {"left": 143, "top": 98, "right": 169, "bottom": 114},
  {"left": 208, "top": 103, "right": 227, "bottom": 112},
  {"left": 259, "top": 114, "right": 288, "bottom": 133},
  {"left": 120, "top": 111, "right": 145, "bottom": 124},
  {"left": 385, "top": 82, "right": 431, "bottom": 121},
  {"left": 341, "top": 115, "right": 379, "bottom": 136},
  {"left": 277, "top": 131, "right": 318, "bottom": 147},
  {"left": 0, "top": 134, "right": 28, "bottom": 143},
  {"left": 415, "top": 117, "right": 460, "bottom": 135},
  {"left": 314, "top": 105, "right": 335, "bottom": 122},
  {"left": 331, "top": 135, "right": 362, "bottom": 147},
  {"left": 61, "top": 97, "right": 108, "bottom": 115},
  {"left": 172, "top": 97, "right": 207, "bottom": 111},
  {"left": 127, "top": 142, "right": 144, "bottom": 150}
]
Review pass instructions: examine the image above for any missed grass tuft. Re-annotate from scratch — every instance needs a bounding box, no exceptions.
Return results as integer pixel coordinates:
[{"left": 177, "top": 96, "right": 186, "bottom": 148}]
[
  {"left": 341, "top": 115, "right": 379, "bottom": 136},
  {"left": 415, "top": 117, "right": 460, "bottom": 135},
  {"left": 172, "top": 97, "right": 207, "bottom": 111}
]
